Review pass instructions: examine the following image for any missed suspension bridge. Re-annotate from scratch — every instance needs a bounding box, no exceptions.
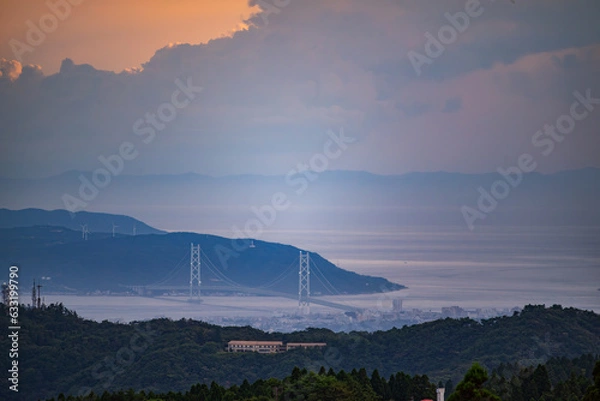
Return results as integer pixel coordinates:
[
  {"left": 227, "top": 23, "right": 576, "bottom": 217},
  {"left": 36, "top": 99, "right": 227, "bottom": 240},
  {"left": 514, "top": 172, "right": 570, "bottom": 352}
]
[{"left": 126, "top": 243, "right": 363, "bottom": 313}]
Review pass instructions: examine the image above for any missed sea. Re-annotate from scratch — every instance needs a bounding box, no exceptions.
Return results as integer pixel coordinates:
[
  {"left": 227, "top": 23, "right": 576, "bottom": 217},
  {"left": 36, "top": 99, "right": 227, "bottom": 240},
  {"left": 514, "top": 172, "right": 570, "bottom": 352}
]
[{"left": 46, "top": 225, "right": 600, "bottom": 322}]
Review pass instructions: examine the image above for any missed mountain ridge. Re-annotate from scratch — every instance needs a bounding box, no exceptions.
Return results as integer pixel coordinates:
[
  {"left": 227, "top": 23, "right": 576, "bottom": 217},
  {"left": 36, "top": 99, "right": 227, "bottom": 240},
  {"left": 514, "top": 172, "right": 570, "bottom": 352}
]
[
  {"left": 1, "top": 168, "right": 598, "bottom": 230},
  {"left": 0, "top": 207, "right": 164, "bottom": 235},
  {"left": 0, "top": 224, "right": 403, "bottom": 295},
  {"left": 2, "top": 166, "right": 598, "bottom": 181}
]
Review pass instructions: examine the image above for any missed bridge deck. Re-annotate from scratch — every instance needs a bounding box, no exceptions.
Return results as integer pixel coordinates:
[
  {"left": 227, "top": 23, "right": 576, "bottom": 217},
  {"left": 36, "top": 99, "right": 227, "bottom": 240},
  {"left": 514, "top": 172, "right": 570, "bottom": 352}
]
[{"left": 125, "top": 284, "right": 363, "bottom": 312}]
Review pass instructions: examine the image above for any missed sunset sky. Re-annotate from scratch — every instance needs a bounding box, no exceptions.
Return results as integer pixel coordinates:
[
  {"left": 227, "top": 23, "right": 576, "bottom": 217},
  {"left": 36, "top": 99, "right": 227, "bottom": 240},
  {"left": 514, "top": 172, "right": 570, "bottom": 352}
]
[
  {"left": 0, "top": 0, "right": 258, "bottom": 73},
  {"left": 1, "top": 0, "right": 599, "bottom": 178}
]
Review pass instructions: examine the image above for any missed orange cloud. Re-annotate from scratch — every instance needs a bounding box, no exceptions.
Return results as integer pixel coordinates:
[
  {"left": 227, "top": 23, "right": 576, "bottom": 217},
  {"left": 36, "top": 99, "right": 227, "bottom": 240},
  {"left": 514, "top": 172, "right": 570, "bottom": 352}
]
[{"left": 0, "top": 0, "right": 257, "bottom": 74}]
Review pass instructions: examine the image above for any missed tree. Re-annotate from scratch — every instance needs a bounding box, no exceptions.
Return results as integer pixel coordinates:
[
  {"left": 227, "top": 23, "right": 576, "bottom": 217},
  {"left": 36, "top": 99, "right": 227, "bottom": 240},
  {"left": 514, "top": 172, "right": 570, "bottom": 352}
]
[
  {"left": 583, "top": 361, "right": 600, "bottom": 401},
  {"left": 531, "top": 364, "right": 551, "bottom": 399},
  {"left": 291, "top": 366, "right": 302, "bottom": 382},
  {"left": 445, "top": 379, "right": 455, "bottom": 397},
  {"left": 371, "top": 369, "right": 386, "bottom": 398},
  {"left": 448, "top": 363, "right": 501, "bottom": 401}
]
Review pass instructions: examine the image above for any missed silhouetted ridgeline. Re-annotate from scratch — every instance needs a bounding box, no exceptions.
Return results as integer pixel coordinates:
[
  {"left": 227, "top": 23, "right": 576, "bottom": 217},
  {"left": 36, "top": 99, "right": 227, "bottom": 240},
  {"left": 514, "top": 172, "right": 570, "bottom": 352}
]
[
  {"left": 0, "top": 303, "right": 597, "bottom": 399},
  {"left": 0, "top": 208, "right": 164, "bottom": 235},
  {"left": 2, "top": 168, "right": 600, "bottom": 227}
]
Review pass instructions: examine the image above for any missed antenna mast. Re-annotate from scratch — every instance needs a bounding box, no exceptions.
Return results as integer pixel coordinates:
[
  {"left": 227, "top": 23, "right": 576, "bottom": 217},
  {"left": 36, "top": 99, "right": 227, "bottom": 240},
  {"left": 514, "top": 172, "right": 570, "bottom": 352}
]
[
  {"left": 32, "top": 279, "right": 37, "bottom": 308},
  {"left": 37, "top": 283, "right": 42, "bottom": 308}
]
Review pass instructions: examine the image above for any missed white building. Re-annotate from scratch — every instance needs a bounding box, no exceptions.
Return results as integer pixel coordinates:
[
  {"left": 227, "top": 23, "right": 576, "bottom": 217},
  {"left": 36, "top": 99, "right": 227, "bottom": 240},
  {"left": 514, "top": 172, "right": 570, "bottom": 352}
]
[{"left": 437, "top": 388, "right": 445, "bottom": 401}]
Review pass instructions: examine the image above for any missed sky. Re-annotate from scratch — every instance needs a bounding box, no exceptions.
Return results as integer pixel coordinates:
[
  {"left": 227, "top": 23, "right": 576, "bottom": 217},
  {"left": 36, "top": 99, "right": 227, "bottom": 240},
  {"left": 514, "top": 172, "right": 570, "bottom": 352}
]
[{"left": 1, "top": 0, "right": 600, "bottom": 178}]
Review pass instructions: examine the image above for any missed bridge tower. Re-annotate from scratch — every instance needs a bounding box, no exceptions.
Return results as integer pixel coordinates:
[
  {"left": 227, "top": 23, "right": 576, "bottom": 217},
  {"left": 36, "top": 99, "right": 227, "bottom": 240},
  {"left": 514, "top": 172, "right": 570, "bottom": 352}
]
[
  {"left": 190, "top": 243, "right": 201, "bottom": 299},
  {"left": 298, "top": 251, "right": 310, "bottom": 314}
]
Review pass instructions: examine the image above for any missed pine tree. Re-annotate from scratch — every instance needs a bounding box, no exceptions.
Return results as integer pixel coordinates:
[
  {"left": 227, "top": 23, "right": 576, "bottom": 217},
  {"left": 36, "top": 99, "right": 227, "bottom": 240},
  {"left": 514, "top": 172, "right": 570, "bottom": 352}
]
[
  {"left": 583, "top": 361, "right": 600, "bottom": 401},
  {"left": 448, "top": 363, "right": 501, "bottom": 401}
]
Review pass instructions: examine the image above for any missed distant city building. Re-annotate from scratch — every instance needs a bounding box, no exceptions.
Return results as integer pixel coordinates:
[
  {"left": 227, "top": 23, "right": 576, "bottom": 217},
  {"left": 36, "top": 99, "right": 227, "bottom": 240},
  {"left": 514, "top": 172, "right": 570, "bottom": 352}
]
[
  {"left": 441, "top": 306, "right": 467, "bottom": 318},
  {"left": 393, "top": 298, "right": 403, "bottom": 312},
  {"left": 227, "top": 341, "right": 327, "bottom": 353}
]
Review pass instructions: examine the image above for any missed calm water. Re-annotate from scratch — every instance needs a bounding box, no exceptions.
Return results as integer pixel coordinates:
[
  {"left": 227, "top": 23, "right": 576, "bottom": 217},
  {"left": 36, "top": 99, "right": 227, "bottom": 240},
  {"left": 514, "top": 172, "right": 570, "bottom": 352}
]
[
  {"left": 266, "top": 226, "right": 600, "bottom": 312},
  {"left": 47, "top": 226, "right": 600, "bottom": 321}
]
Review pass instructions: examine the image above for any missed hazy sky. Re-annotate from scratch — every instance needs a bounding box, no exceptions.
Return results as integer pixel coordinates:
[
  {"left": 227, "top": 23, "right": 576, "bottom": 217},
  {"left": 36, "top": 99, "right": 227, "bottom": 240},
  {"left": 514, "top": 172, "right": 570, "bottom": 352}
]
[{"left": 1, "top": 0, "right": 599, "bottom": 178}]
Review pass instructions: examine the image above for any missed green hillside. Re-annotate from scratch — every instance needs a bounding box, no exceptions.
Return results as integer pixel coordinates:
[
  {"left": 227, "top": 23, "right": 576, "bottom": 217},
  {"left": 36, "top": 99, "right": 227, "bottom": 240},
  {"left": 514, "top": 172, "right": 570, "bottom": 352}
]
[
  {"left": 42, "top": 358, "right": 600, "bottom": 401},
  {"left": 1, "top": 304, "right": 598, "bottom": 400}
]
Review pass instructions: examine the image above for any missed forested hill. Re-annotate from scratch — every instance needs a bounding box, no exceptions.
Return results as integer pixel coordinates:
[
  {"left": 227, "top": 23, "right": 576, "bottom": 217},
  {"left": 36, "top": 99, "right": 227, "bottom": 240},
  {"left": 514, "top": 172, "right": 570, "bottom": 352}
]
[
  {"left": 43, "top": 357, "right": 600, "bottom": 401},
  {"left": 0, "top": 225, "right": 403, "bottom": 294},
  {"left": 0, "top": 304, "right": 598, "bottom": 400}
]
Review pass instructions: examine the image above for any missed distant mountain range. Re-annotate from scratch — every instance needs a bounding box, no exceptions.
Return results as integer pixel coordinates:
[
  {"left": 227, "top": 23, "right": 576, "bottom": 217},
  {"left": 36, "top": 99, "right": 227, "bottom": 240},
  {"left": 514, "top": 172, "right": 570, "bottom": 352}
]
[
  {"left": 1, "top": 168, "right": 599, "bottom": 232},
  {"left": 0, "top": 209, "right": 403, "bottom": 295}
]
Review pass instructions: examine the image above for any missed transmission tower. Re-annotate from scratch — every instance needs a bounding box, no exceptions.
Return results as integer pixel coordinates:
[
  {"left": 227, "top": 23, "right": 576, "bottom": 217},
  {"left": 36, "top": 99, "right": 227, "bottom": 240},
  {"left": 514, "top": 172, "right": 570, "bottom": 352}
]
[
  {"left": 299, "top": 251, "right": 310, "bottom": 313},
  {"left": 190, "top": 243, "right": 201, "bottom": 298},
  {"left": 37, "top": 283, "right": 42, "bottom": 308},
  {"left": 32, "top": 279, "right": 37, "bottom": 308}
]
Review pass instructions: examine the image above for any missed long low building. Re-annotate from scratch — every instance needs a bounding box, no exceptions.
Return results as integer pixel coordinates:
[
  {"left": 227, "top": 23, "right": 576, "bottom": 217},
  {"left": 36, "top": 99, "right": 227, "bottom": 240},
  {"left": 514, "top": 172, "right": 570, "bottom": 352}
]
[
  {"left": 286, "top": 342, "right": 327, "bottom": 351},
  {"left": 227, "top": 341, "right": 327, "bottom": 353},
  {"left": 227, "top": 341, "right": 283, "bottom": 353}
]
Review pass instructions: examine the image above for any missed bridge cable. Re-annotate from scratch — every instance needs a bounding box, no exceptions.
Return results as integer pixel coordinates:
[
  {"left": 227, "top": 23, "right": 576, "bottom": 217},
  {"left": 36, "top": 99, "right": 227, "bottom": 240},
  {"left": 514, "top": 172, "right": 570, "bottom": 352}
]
[
  {"left": 258, "top": 256, "right": 299, "bottom": 289},
  {"left": 310, "top": 259, "right": 341, "bottom": 295},
  {"left": 145, "top": 251, "right": 188, "bottom": 287}
]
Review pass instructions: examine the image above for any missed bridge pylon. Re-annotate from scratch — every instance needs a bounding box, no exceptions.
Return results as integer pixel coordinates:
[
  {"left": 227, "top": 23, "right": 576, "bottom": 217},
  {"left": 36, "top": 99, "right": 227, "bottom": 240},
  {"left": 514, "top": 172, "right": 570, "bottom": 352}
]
[
  {"left": 299, "top": 251, "right": 310, "bottom": 314},
  {"left": 190, "top": 243, "right": 201, "bottom": 299}
]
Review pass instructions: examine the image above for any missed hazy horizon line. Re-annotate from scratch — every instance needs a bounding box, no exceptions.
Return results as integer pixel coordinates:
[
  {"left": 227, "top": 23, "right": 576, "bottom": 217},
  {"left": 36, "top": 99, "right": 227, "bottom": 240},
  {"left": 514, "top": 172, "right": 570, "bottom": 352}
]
[{"left": 2, "top": 165, "right": 599, "bottom": 181}]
